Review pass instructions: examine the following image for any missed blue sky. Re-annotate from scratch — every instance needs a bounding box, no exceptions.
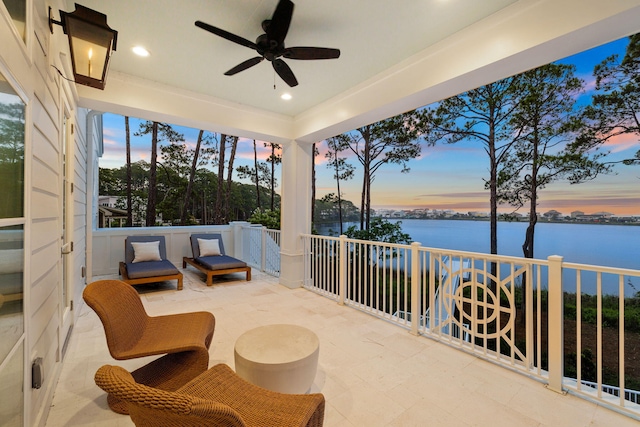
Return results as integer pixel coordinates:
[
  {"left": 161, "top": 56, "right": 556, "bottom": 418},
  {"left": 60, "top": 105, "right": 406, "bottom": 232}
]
[{"left": 100, "top": 35, "right": 640, "bottom": 216}]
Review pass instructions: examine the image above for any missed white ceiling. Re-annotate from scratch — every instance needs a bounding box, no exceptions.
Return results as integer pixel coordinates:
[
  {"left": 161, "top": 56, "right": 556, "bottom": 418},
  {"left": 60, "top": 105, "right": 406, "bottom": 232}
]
[
  {"left": 68, "top": 0, "right": 640, "bottom": 143},
  {"left": 71, "top": 0, "right": 517, "bottom": 116}
]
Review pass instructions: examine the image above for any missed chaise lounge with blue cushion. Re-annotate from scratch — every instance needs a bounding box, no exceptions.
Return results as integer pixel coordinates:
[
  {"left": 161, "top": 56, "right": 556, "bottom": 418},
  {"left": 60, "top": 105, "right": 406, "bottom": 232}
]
[
  {"left": 183, "top": 233, "right": 251, "bottom": 286},
  {"left": 119, "top": 235, "right": 183, "bottom": 290}
]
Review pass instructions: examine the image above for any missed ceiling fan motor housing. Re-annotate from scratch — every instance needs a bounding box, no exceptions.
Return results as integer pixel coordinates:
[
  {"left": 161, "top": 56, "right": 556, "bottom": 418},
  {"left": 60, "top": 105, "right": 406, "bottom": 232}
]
[{"left": 256, "top": 33, "right": 284, "bottom": 60}]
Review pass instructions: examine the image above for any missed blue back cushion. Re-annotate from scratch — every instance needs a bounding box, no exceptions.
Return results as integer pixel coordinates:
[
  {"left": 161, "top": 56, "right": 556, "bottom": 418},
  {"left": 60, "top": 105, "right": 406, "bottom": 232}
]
[
  {"left": 124, "top": 235, "right": 167, "bottom": 263},
  {"left": 189, "top": 233, "right": 226, "bottom": 258}
]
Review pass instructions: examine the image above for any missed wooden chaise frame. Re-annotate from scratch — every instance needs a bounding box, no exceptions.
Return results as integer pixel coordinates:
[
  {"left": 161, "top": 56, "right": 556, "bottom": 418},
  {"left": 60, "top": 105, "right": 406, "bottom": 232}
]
[
  {"left": 119, "top": 261, "right": 183, "bottom": 290},
  {"left": 182, "top": 257, "right": 251, "bottom": 286},
  {"left": 119, "top": 236, "right": 183, "bottom": 290},
  {"left": 182, "top": 233, "right": 251, "bottom": 286}
]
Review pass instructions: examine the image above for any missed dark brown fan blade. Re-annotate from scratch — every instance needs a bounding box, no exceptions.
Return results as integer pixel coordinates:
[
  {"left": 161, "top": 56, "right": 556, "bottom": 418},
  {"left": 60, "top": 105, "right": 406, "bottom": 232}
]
[
  {"left": 195, "top": 21, "right": 258, "bottom": 51},
  {"left": 272, "top": 59, "right": 298, "bottom": 87},
  {"left": 267, "top": 0, "right": 294, "bottom": 45},
  {"left": 225, "top": 57, "right": 264, "bottom": 76},
  {"left": 284, "top": 47, "right": 341, "bottom": 60}
]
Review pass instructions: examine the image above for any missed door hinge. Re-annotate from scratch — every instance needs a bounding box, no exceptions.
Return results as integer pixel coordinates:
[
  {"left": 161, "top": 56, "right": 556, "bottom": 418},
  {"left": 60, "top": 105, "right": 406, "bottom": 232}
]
[
  {"left": 71, "top": 123, "right": 74, "bottom": 134},
  {"left": 70, "top": 300, "right": 74, "bottom": 311},
  {"left": 61, "top": 241, "right": 73, "bottom": 255}
]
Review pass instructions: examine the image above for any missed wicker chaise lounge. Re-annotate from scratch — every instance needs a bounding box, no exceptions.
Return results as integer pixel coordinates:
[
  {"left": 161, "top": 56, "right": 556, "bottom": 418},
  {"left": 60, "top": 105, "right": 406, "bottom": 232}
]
[
  {"left": 183, "top": 233, "right": 251, "bottom": 286},
  {"left": 83, "top": 279, "right": 215, "bottom": 414},
  {"left": 95, "top": 363, "right": 325, "bottom": 427},
  {"left": 119, "top": 235, "right": 183, "bottom": 290}
]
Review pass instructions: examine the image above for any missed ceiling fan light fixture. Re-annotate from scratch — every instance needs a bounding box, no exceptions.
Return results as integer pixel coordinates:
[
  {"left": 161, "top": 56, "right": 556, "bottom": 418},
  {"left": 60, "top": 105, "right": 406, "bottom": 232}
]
[
  {"left": 281, "top": 92, "right": 292, "bottom": 100},
  {"left": 132, "top": 46, "right": 150, "bottom": 57}
]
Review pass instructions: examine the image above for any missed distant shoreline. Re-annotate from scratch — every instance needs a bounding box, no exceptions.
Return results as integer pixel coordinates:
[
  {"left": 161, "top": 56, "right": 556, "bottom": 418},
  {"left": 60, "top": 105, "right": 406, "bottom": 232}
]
[
  {"left": 380, "top": 217, "right": 640, "bottom": 226},
  {"left": 315, "top": 216, "right": 640, "bottom": 226}
]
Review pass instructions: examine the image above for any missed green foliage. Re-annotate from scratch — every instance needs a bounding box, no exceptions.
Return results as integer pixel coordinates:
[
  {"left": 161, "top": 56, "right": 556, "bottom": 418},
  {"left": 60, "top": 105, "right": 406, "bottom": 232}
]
[
  {"left": 332, "top": 111, "right": 426, "bottom": 229},
  {"left": 564, "top": 348, "right": 598, "bottom": 382},
  {"left": 248, "top": 208, "right": 281, "bottom": 230},
  {"left": 581, "top": 33, "right": 640, "bottom": 166},
  {"left": 497, "top": 63, "right": 607, "bottom": 207},
  {"left": 314, "top": 194, "right": 360, "bottom": 225},
  {"left": 99, "top": 164, "right": 279, "bottom": 226},
  {"left": 236, "top": 162, "right": 273, "bottom": 188},
  {"left": 563, "top": 291, "right": 640, "bottom": 334},
  {"left": 343, "top": 218, "right": 412, "bottom": 244},
  {"left": 423, "top": 78, "right": 525, "bottom": 255}
]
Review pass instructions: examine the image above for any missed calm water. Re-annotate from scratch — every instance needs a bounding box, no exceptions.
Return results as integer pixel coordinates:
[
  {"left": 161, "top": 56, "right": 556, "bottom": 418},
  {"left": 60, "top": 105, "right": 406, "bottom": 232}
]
[{"left": 316, "top": 219, "right": 640, "bottom": 295}]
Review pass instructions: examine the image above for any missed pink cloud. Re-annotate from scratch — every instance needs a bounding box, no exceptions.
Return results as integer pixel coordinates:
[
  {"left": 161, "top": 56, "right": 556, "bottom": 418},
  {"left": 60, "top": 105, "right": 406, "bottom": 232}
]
[
  {"left": 603, "top": 133, "right": 639, "bottom": 153},
  {"left": 103, "top": 137, "right": 119, "bottom": 147},
  {"left": 234, "top": 138, "right": 282, "bottom": 161},
  {"left": 103, "top": 127, "right": 122, "bottom": 138}
]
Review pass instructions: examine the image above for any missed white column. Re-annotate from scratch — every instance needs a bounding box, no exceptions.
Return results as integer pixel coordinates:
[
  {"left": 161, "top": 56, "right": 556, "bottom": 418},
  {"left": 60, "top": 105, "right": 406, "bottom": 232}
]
[
  {"left": 279, "top": 140, "right": 313, "bottom": 289},
  {"left": 547, "top": 255, "right": 565, "bottom": 394}
]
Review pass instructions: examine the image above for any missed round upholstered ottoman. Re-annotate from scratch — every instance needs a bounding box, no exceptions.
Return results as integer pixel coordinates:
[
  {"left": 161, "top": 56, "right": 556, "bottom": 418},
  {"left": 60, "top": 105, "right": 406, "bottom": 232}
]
[{"left": 234, "top": 324, "right": 319, "bottom": 394}]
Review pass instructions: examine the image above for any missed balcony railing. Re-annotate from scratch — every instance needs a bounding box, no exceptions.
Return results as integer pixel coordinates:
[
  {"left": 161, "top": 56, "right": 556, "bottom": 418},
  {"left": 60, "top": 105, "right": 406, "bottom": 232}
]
[
  {"left": 301, "top": 233, "right": 640, "bottom": 419},
  {"left": 241, "top": 225, "right": 281, "bottom": 277},
  {"left": 91, "top": 226, "right": 640, "bottom": 419}
]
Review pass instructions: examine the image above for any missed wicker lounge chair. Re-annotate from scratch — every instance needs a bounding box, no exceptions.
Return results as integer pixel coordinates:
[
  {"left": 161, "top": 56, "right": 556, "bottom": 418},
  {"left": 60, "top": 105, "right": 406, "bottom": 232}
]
[
  {"left": 83, "top": 279, "right": 215, "bottom": 414},
  {"left": 95, "top": 363, "right": 325, "bottom": 427},
  {"left": 119, "top": 235, "right": 183, "bottom": 290},
  {"left": 183, "top": 233, "right": 251, "bottom": 286}
]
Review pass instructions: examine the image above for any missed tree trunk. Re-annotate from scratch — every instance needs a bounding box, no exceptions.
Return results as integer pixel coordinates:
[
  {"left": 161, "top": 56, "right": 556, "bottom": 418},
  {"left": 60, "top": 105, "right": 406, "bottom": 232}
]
[
  {"left": 359, "top": 176, "right": 366, "bottom": 230},
  {"left": 253, "top": 139, "right": 261, "bottom": 209},
  {"left": 270, "top": 143, "right": 275, "bottom": 211},
  {"left": 125, "top": 116, "right": 132, "bottom": 227},
  {"left": 145, "top": 122, "right": 159, "bottom": 226},
  {"left": 359, "top": 128, "right": 371, "bottom": 231},
  {"left": 365, "top": 175, "right": 371, "bottom": 232},
  {"left": 487, "top": 126, "right": 499, "bottom": 290},
  {"left": 335, "top": 155, "right": 344, "bottom": 234},
  {"left": 523, "top": 136, "right": 540, "bottom": 260},
  {"left": 311, "top": 143, "right": 316, "bottom": 228},
  {"left": 488, "top": 143, "right": 498, "bottom": 255},
  {"left": 363, "top": 132, "right": 372, "bottom": 232},
  {"left": 181, "top": 129, "right": 203, "bottom": 225},
  {"left": 215, "top": 134, "right": 227, "bottom": 224},
  {"left": 521, "top": 130, "right": 540, "bottom": 323},
  {"left": 225, "top": 136, "right": 238, "bottom": 221}
]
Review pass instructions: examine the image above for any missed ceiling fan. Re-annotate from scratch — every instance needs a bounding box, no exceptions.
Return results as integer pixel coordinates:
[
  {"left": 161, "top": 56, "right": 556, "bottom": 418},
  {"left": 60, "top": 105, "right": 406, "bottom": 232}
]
[{"left": 195, "top": 0, "right": 340, "bottom": 87}]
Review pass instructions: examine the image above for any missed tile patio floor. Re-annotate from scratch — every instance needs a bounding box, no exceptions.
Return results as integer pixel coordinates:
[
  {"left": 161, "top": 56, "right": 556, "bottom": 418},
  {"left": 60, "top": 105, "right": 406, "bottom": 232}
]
[{"left": 45, "top": 269, "right": 638, "bottom": 426}]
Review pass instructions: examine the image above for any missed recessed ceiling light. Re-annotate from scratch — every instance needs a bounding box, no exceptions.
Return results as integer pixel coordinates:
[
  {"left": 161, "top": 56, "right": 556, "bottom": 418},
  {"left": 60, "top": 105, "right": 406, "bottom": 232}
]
[
  {"left": 281, "top": 93, "right": 292, "bottom": 100},
  {"left": 132, "top": 46, "right": 150, "bottom": 57}
]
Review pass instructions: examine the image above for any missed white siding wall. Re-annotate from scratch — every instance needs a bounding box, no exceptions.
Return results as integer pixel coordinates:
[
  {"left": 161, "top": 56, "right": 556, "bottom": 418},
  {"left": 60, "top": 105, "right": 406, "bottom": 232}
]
[
  {"left": 0, "top": 0, "right": 88, "bottom": 425},
  {"left": 29, "top": 85, "right": 61, "bottom": 425}
]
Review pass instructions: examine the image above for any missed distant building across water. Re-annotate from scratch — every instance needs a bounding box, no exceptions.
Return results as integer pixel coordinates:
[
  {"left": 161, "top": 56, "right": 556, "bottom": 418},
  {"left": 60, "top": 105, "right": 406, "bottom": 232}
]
[{"left": 374, "top": 208, "right": 638, "bottom": 224}]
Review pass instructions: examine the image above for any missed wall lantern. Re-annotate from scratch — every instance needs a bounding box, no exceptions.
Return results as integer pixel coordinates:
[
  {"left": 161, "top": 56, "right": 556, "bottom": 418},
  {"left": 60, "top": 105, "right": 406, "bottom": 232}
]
[{"left": 49, "top": 4, "right": 118, "bottom": 90}]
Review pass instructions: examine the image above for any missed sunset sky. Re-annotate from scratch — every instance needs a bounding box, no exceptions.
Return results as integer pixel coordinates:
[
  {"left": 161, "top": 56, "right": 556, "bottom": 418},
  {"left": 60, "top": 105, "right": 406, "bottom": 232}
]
[{"left": 100, "top": 36, "right": 640, "bottom": 216}]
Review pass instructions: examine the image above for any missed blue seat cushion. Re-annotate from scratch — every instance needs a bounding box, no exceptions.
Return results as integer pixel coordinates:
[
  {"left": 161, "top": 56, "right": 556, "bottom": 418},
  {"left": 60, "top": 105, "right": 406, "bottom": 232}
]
[
  {"left": 196, "top": 255, "right": 247, "bottom": 270},
  {"left": 125, "top": 260, "right": 179, "bottom": 279}
]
